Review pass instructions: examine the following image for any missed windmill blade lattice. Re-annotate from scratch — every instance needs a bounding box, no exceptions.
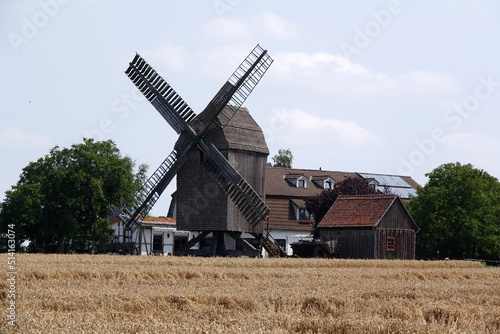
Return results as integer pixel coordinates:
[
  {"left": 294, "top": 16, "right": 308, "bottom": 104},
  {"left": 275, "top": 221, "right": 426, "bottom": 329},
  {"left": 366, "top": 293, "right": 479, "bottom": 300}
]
[
  {"left": 195, "top": 44, "right": 273, "bottom": 132},
  {"left": 125, "top": 54, "right": 196, "bottom": 134},
  {"left": 118, "top": 149, "right": 187, "bottom": 232}
]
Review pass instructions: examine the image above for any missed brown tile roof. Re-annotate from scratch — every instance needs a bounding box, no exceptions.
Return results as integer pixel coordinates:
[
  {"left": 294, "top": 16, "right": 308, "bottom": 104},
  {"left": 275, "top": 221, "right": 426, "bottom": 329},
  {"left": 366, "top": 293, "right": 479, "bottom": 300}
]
[
  {"left": 318, "top": 195, "right": 397, "bottom": 228},
  {"left": 266, "top": 167, "right": 360, "bottom": 197},
  {"left": 266, "top": 197, "right": 314, "bottom": 231},
  {"left": 265, "top": 167, "right": 361, "bottom": 231}
]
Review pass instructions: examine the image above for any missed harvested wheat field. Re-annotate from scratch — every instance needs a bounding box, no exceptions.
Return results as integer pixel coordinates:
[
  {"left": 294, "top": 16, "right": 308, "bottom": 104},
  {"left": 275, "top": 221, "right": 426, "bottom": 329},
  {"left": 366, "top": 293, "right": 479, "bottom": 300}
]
[{"left": 2, "top": 254, "right": 500, "bottom": 333}]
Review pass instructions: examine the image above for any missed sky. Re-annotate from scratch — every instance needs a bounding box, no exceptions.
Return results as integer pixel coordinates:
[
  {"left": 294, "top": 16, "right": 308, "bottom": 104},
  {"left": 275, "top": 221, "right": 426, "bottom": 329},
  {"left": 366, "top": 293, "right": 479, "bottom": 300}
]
[{"left": 1, "top": 1, "right": 500, "bottom": 216}]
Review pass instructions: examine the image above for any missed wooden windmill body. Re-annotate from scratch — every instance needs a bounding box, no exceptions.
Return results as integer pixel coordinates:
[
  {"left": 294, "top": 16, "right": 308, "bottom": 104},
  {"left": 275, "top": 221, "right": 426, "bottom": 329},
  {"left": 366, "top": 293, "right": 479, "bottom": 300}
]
[{"left": 175, "top": 107, "right": 269, "bottom": 234}]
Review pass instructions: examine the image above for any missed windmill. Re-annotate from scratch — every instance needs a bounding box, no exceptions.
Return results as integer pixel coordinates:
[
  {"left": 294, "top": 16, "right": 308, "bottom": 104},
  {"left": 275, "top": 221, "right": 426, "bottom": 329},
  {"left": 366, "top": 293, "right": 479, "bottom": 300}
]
[{"left": 118, "top": 44, "right": 276, "bottom": 256}]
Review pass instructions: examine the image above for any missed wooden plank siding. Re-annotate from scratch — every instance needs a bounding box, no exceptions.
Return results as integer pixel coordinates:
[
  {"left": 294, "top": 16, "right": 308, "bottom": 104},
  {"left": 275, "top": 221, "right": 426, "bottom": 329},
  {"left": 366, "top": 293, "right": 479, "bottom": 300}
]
[
  {"left": 175, "top": 107, "right": 269, "bottom": 234},
  {"left": 376, "top": 228, "right": 415, "bottom": 259},
  {"left": 176, "top": 148, "right": 266, "bottom": 233},
  {"left": 225, "top": 150, "right": 267, "bottom": 233},
  {"left": 320, "top": 228, "right": 375, "bottom": 259},
  {"left": 376, "top": 199, "right": 416, "bottom": 259},
  {"left": 176, "top": 148, "right": 229, "bottom": 231}
]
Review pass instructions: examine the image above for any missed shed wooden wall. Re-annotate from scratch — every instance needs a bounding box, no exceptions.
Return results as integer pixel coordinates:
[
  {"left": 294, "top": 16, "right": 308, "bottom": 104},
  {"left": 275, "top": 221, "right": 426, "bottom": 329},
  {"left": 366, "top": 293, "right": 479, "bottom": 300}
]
[
  {"left": 376, "top": 200, "right": 416, "bottom": 259},
  {"left": 320, "top": 228, "right": 375, "bottom": 259},
  {"left": 376, "top": 229, "right": 415, "bottom": 259}
]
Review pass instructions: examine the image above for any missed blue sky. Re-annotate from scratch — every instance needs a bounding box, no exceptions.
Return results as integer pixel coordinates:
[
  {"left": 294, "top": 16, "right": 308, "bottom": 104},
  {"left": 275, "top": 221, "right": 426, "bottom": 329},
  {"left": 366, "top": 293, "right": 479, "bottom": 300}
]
[{"left": 2, "top": 1, "right": 500, "bottom": 216}]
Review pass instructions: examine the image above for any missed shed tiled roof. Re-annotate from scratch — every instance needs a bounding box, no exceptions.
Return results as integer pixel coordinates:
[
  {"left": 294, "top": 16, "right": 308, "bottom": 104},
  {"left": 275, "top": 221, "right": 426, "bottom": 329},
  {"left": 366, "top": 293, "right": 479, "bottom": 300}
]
[{"left": 318, "top": 195, "right": 397, "bottom": 228}]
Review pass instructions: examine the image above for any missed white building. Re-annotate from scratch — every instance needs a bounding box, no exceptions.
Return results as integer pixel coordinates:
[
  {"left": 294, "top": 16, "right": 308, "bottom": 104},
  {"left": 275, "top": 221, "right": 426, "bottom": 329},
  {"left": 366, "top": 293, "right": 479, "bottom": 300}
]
[{"left": 108, "top": 216, "right": 199, "bottom": 255}]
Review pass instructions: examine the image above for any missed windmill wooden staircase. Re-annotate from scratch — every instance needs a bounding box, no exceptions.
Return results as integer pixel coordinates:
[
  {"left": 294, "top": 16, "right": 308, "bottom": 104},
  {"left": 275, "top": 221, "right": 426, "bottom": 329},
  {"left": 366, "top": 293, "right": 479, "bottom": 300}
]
[{"left": 251, "top": 218, "right": 287, "bottom": 258}]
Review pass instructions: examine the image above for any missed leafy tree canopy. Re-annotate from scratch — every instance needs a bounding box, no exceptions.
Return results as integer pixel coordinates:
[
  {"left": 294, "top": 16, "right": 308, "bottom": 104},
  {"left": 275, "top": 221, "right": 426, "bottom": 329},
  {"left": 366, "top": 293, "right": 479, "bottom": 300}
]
[
  {"left": 305, "top": 177, "right": 378, "bottom": 238},
  {"left": 0, "top": 139, "right": 146, "bottom": 253},
  {"left": 269, "top": 148, "right": 293, "bottom": 168},
  {"left": 407, "top": 162, "right": 500, "bottom": 260}
]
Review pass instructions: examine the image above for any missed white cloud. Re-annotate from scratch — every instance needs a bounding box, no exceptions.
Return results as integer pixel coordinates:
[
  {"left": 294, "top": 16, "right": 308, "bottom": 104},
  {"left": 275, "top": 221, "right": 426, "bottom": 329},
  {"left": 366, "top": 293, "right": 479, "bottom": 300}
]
[
  {"left": 264, "top": 107, "right": 384, "bottom": 148},
  {"left": 204, "top": 12, "right": 298, "bottom": 42},
  {"left": 443, "top": 132, "right": 500, "bottom": 174},
  {"left": 272, "top": 52, "right": 368, "bottom": 76},
  {"left": 270, "top": 52, "right": 459, "bottom": 97},
  {"left": 0, "top": 128, "right": 51, "bottom": 148},
  {"left": 252, "top": 13, "right": 298, "bottom": 40},
  {"left": 199, "top": 43, "right": 255, "bottom": 80},
  {"left": 140, "top": 44, "right": 189, "bottom": 73}
]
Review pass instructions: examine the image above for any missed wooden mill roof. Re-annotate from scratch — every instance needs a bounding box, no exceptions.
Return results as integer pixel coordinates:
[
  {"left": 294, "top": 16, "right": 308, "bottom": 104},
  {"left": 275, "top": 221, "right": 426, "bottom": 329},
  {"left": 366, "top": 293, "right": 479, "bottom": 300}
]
[{"left": 176, "top": 107, "right": 269, "bottom": 155}]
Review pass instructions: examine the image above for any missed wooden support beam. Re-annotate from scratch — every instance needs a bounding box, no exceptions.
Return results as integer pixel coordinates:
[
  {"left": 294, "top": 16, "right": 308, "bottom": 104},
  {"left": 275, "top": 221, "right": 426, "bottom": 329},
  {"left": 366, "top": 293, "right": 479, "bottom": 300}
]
[{"left": 177, "top": 231, "right": 210, "bottom": 253}]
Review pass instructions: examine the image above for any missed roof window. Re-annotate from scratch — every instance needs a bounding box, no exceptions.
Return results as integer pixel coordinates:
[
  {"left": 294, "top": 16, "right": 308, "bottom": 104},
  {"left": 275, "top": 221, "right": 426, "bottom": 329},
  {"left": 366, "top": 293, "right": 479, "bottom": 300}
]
[
  {"left": 297, "top": 177, "right": 306, "bottom": 188},
  {"left": 284, "top": 173, "right": 307, "bottom": 188}
]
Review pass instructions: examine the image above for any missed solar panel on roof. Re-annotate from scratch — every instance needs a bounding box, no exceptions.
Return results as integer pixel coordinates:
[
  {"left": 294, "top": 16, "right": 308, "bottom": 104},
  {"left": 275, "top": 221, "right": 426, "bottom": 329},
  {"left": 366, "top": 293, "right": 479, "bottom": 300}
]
[
  {"left": 362, "top": 173, "right": 417, "bottom": 199},
  {"left": 360, "top": 174, "right": 410, "bottom": 188}
]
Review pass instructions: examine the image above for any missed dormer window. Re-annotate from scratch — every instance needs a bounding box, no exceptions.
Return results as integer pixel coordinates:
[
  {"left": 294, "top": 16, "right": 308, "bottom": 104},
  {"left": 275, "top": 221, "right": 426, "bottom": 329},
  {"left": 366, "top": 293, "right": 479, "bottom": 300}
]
[
  {"left": 368, "top": 179, "right": 379, "bottom": 191},
  {"left": 290, "top": 199, "right": 312, "bottom": 222},
  {"left": 284, "top": 173, "right": 308, "bottom": 188},
  {"left": 311, "top": 176, "right": 334, "bottom": 189},
  {"left": 298, "top": 208, "right": 311, "bottom": 220},
  {"left": 297, "top": 178, "right": 306, "bottom": 188}
]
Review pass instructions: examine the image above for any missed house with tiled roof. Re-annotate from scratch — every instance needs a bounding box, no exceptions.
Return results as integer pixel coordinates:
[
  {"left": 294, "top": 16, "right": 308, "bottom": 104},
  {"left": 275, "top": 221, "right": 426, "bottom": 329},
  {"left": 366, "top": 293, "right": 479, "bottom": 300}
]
[
  {"left": 317, "top": 195, "right": 418, "bottom": 259},
  {"left": 257, "top": 167, "right": 419, "bottom": 256},
  {"left": 166, "top": 166, "right": 419, "bottom": 257}
]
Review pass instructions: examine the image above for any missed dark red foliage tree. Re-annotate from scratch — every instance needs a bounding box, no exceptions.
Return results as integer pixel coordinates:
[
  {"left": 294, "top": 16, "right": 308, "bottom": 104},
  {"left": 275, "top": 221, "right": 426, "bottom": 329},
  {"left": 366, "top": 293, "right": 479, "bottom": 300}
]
[{"left": 305, "top": 177, "right": 378, "bottom": 238}]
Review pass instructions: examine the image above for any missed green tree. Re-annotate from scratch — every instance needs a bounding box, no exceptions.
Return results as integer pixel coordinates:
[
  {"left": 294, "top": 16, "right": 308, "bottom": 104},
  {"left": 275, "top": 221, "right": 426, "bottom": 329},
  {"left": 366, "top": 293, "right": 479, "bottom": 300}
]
[
  {"left": 407, "top": 162, "right": 500, "bottom": 260},
  {"left": 269, "top": 148, "right": 293, "bottom": 168},
  {"left": 0, "top": 139, "right": 143, "bottom": 253}
]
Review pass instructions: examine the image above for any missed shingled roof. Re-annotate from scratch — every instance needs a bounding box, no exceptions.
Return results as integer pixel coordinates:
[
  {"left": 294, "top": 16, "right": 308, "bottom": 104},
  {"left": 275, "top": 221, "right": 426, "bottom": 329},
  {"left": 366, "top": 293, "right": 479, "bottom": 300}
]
[
  {"left": 176, "top": 107, "right": 269, "bottom": 155},
  {"left": 266, "top": 167, "right": 359, "bottom": 197},
  {"left": 318, "top": 195, "right": 398, "bottom": 228}
]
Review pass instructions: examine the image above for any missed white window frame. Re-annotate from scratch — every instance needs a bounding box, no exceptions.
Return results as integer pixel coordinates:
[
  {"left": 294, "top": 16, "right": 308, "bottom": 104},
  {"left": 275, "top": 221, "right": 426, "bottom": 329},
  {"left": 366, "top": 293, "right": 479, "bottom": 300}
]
[
  {"left": 296, "top": 176, "right": 307, "bottom": 188},
  {"left": 323, "top": 178, "right": 334, "bottom": 189}
]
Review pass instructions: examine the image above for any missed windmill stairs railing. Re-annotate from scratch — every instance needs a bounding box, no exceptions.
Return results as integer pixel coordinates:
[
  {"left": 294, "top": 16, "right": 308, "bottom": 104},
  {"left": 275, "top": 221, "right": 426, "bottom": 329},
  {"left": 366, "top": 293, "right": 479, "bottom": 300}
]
[
  {"left": 251, "top": 217, "right": 287, "bottom": 258},
  {"left": 118, "top": 150, "right": 179, "bottom": 231}
]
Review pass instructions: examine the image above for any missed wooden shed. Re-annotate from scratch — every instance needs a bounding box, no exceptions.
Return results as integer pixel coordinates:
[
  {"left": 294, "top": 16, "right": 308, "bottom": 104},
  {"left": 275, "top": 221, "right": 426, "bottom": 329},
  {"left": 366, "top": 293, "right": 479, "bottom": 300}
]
[{"left": 317, "top": 195, "right": 418, "bottom": 259}]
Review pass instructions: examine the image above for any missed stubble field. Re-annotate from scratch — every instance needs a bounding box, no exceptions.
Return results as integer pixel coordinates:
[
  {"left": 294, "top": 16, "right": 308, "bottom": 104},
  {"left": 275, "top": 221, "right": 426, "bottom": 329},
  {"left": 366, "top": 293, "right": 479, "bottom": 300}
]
[{"left": 1, "top": 254, "right": 499, "bottom": 333}]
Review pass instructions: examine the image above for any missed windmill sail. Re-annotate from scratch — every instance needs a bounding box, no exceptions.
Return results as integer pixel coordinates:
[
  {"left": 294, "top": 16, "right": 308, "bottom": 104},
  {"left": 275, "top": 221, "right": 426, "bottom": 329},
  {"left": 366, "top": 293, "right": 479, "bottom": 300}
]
[
  {"left": 218, "top": 44, "right": 274, "bottom": 126},
  {"left": 126, "top": 54, "right": 196, "bottom": 134},
  {"left": 194, "top": 44, "right": 273, "bottom": 133}
]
